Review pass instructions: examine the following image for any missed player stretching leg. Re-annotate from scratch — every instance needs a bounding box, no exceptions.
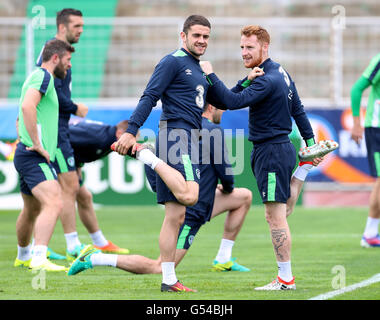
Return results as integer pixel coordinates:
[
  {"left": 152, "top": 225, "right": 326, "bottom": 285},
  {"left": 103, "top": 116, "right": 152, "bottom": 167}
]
[
  {"left": 68, "top": 104, "right": 253, "bottom": 289},
  {"left": 111, "top": 15, "right": 222, "bottom": 293}
]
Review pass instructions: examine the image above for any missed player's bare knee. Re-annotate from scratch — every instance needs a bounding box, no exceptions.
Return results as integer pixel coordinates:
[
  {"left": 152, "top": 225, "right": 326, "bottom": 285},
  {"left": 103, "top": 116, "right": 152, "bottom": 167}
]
[
  {"left": 242, "top": 188, "right": 253, "bottom": 206},
  {"left": 43, "top": 196, "right": 63, "bottom": 216},
  {"left": 23, "top": 199, "right": 41, "bottom": 219},
  {"left": 84, "top": 189, "right": 93, "bottom": 203},
  {"left": 68, "top": 180, "right": 80, "bottom": 196},
  {"left": 77, "top": 187, "right": 93, "bottom": 207},
  {"left": 178, "top": 212, "right": 186, "bottom": 225},
  {"left": 265, "top": 210, "right": 276, "bottom": 226},
  {"left": 165, "top": 208, "right": 185, "bottom": 226},
  {"left": 22, "top": 205, "right": 40, "bottom": 221},
  {"left": 56, "top": 198, "right": 64, "bottom": 214},
  {"left": 177, "top": 181, "right": 199, "bottom": 206},
  {"left": 59, "top": 174, "right": 80, "bottom": 197},
  {"left": 28, "top": 209, "right": 40, "bottom": 221},
  {"left": 51, "top": 190, "right": 64, "bottom": 211},
  {"left": 49, "top": 187, "right": 64, "bottom": 212},
  {"left": 177, "top": 192, "right": 198, "bottom": 206},
  {"left": 168, "top": 209, "right": 185, "bottom": 225},
  {"left": 184, "top": 195, "right": 198, "bottom": 206}
]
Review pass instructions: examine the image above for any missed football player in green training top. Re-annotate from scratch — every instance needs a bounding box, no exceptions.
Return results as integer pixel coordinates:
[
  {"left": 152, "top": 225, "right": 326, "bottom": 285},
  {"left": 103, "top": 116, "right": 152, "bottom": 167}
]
[
  {"left": 351, "top": 53, "right": 380, "bottom": 248},
  {"left": 13, "top": 39, "right": 74, "bottom": 272}
]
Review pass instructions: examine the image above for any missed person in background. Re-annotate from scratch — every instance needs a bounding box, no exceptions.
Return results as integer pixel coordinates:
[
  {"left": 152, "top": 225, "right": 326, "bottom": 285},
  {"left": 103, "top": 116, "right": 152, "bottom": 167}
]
[{"left": 350, "top": 52, "right": 380, "bottom": 248}]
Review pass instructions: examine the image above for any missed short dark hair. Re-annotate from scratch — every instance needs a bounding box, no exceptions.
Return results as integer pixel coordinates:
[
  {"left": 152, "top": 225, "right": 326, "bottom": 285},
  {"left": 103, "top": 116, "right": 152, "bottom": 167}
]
[
  {"left": 56, "top": 8, "right": 82, "bottom": 29},
  {"left": 183, "top": 15, "right": 211, "bottom": 34},
  {"left": 42, "top": 39, "right": 75, "bottom": 62}
]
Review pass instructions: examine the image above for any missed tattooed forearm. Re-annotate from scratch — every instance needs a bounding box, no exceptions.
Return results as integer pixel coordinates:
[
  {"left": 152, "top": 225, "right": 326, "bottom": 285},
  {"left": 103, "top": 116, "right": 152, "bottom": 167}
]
[{"left": 271, "top": 228, "right": 288, "bottom": 260}]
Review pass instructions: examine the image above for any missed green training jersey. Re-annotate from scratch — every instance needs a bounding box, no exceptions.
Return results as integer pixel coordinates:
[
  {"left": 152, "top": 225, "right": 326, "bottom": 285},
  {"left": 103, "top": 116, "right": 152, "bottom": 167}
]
[
  {"left": 18, "top": 67, "right": 59, "bottom": 161},
  {"left": 363, "top": 53, "right": 380, "bottom": 128}
]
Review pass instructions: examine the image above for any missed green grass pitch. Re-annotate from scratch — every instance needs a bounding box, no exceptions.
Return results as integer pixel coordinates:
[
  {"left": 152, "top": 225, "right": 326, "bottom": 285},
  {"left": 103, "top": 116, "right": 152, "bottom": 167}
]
[{"left": 0, "top": 205, "right": 380, "bottom": 300}]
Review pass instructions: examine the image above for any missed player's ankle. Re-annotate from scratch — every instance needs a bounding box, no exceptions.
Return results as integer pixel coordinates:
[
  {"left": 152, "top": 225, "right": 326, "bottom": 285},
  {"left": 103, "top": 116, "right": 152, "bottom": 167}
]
[
  {"left": 292, "top": 162, "right": 313, "bottom": 181},
  {"left": 137, "top": 148, "right": 162, "bottom": 169}
]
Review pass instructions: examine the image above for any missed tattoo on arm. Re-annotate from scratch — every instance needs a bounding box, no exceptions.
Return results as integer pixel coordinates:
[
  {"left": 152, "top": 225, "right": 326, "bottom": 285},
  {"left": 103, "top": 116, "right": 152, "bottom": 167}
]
[{"left": 271, "top": 228, "right": 288, "bottom": 260}]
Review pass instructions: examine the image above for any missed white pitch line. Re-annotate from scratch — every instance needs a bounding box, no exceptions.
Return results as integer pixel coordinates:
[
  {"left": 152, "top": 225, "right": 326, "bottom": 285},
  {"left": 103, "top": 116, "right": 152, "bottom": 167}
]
[{"left": 309, "top": 273, "right": 380, "bottom": 300}]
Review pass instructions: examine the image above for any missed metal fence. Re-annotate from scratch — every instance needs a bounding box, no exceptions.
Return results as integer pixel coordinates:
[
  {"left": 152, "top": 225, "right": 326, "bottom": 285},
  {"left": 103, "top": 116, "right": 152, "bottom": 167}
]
[{"left": 1, "top": 16, "right": 379, "bottom": 106}]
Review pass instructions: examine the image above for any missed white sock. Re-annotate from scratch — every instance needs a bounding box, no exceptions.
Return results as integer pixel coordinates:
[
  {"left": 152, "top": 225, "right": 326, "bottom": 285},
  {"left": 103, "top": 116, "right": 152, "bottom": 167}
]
[
  {"left": 161, "top": 262, "right": 177, "bottom": 285},
  {"left": 64, "top": 232, "right": 81, "bottom": 252},
  {"left": 17, "top": 244, "right": 32, "bottom": 261},
  {"left": 215, "top": 239, "right": 234, "bottom": 263},
  {"left": 90, "top": 253, "right": 117, "bottom": 267},
  {"left": 137, "top": 148, "right": 163, "bottom": 170},
  {"left": 31, "top": 245, "right": 48, "bottom": 265},
  {"left": 292, "top": 163, "right": 313, "bottom": 181},
  {"left": 363, "top": 217, "right": 380, "bottom": 238},
  {"left": 277, "top": 260, "right": 293, "bottom": 282},
  {"left": 90, "top": 230, "right": 108, "bottom": 247}
]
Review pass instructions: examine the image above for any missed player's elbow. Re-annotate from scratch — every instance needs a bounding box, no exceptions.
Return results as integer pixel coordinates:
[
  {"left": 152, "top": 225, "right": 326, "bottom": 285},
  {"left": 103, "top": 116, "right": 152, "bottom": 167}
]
[{"left": 21, "top": 102, "right": 35, "bottom": 116}]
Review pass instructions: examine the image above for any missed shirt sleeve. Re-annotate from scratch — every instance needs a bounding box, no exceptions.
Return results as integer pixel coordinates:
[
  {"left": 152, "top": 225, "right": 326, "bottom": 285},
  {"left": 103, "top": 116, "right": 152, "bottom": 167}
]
[
  {"left": 290, "top": 82, "right": 315, "bottom": 146},
  {"left": 206, "top": 73, "right": 272, "bottom": 110},
  {"left": 351, "top": 76, "right": 371, "bottom": 117},
  {"left": 362, "top": 54, "right": 380, "bottom": 84},
  {"left": 126, "top": 55, "right": 178, "bottom": 136},
  {"left": 28, "top": 70, "right": 51, "bottom": 95},
  {"left": 230, "top": 77, "right": 251, "bottom": 93},
  {"left": 206, "top": 77, "right": 250, "bottom": 110}
]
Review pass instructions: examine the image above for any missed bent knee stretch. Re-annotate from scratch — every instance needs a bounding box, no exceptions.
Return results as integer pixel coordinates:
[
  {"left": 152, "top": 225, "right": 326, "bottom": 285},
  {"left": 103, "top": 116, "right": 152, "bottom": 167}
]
[
  {"left": 176, "top": 181, "right": 199, "bottom": 206},
  {"left": 177, "top": 193, "right": 198, "bottom": 206}
]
